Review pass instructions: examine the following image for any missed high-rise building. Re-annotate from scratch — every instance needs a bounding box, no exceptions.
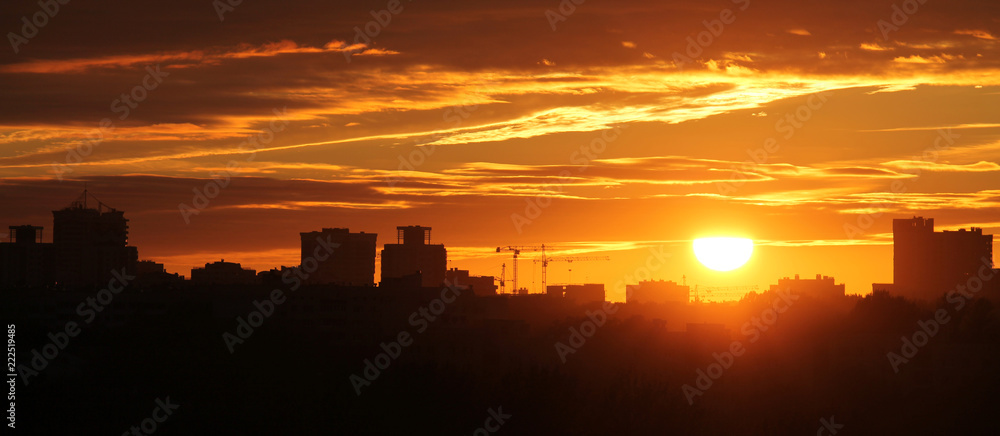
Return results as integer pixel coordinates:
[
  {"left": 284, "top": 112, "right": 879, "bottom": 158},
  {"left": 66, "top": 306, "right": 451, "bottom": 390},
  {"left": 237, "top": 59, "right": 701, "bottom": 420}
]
[
  {"left": 52, "top": 191, "right": 138, "bottom": 287},
  {"left": 380, "top": 226, "right": 446, "bottom": 287},
  {"left": 0, "top": 225, "right": 55, "bottom": 288},
  {"left": 299, "top": 228, "right": 377, "bottom": 286},
  {"left": 890, "top": 217, "right": 994, "bottom": 300}
]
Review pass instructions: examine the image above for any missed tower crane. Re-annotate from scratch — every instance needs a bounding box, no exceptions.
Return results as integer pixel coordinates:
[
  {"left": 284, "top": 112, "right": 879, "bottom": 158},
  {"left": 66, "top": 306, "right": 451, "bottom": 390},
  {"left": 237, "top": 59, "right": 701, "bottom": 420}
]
[
  {"left": 533, "top": 256, "right": 609, "bottom": 291},
  {"left": 496, "top": 245, "right": 547, "bottom": 294},
  {"left": 499, "top": 263, "right": 515, "bottom": 294}
]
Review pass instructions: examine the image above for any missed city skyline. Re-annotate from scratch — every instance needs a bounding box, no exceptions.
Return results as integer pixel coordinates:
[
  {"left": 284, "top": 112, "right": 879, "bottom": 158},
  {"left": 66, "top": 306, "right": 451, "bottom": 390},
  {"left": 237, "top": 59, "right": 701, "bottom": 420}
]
[
  {"left": 2, "top": 0, "right": 1000, "bottom": 300},
  {"left": 3, "top": 188, "right": 994, "bottom": 303}
]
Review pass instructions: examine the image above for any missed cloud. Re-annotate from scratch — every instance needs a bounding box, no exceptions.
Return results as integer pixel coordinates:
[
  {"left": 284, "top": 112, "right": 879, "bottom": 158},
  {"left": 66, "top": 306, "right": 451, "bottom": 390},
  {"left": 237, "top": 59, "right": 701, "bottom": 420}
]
[
  {"left": 955, "top": 29, "right": 997, "bottom": 40},
  {"left": 866, "top": 84, "right": 917, "bottom": 94},
  {"left": 882, "top": 160, "right": 1000, "bottom": 172},
  {"left": 820, "top": 167, "right": 908, "bottom": 177},
  {"left": 856, "top": 123, "right": 1000, "bottom": 133},
  {"left": 860, "top": 42, "right": 892, "bottom": 52},
  {"left": 0, "top": 40, "right": 389, "bottom": 74},
  {"left": 893, "top": 55, "right": 954, "bottom": 64},
  {"left": 217, "top": 200, "right": 418, "bottom": 210},
  {"left": 832, "top": 191, "right": 1000, "bottom": 215},
  {"left": 756, "top": 239, "right": 890, "bottom": 247}
]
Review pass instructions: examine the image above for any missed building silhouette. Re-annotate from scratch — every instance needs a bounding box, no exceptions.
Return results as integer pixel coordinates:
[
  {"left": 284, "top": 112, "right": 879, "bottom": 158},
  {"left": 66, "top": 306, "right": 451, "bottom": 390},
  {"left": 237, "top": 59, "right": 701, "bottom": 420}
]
[
  {"left": 191, "top": 260, "right": 257, "bottom": 285},
  {"left": 258, "top": 266, "right": 296, "bottom": 288},
  {"left": 300, "top": 228, "right": 377, "bottom": 286},
  {"left": 445, "top": 268, "right": 497, "bottom": 296},
  {"left": 137, "top": 260, "right": 166, "bottom": 276},
  {"left": 626, "top": 279, "right": 690, "bottom": 304},
  {"left": 380, "top": 226, "right": 447, "bottom": 287},
  {"left": 885, "top": 217, "right": 994, "bottom": 300},
  {"left": 769, "top": 274, "right": 844, "bottom": 299},
  {"left": 135, "top": 260, "right": 184, "bottom": 286},
  {"left": 0, "top": 225, "right": 55, "bottom": 288},
  {"left": 51, "top": 191, "right": 138, "bottom": 287},
  {"left": 546, "top": 283, "right": 605, "bottom": 304}
]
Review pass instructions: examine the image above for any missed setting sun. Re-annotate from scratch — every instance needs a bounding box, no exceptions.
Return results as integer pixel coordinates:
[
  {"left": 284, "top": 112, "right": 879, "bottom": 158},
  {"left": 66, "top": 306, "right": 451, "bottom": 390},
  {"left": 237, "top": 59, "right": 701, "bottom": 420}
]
[{"left": 693, "top": 237, "right": 754, "bottom": 272}]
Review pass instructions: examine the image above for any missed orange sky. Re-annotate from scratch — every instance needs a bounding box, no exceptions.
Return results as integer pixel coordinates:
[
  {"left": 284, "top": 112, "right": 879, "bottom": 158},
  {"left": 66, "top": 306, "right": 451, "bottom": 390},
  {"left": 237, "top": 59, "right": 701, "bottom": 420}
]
[{"left": 1, "top": 0, "right": 998, "bottom": 301}]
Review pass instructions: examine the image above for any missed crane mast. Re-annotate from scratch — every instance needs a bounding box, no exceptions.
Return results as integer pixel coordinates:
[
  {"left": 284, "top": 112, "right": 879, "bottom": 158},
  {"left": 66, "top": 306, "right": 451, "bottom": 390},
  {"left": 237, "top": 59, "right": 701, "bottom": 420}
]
[
  {"left": 533, "top": 256, "right": 610, "bottom": 291},
  {"left": 496, "top": 245, "right": 547, "bottom": 294}
]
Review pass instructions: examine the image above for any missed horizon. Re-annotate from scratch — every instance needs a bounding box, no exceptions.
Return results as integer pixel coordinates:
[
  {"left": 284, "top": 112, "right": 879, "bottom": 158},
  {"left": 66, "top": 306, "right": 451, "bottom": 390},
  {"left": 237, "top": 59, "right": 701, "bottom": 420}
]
[{"left": 5, "top": 191, "right": 997, "bottom": 301}]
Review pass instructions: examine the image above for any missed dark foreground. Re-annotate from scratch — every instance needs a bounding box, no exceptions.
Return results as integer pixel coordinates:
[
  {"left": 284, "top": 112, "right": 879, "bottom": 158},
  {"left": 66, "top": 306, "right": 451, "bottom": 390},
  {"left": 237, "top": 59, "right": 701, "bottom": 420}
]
[{"left": 4, "top": 284, "right": 1000, "bottom": 435}]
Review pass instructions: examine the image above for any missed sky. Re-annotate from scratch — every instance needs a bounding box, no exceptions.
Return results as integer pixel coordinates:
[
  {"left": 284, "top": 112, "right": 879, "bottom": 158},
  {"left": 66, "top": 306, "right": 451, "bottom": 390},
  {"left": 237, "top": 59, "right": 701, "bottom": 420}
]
[{"left": 1, "top": 0, "right": 998, "bottom": 301}]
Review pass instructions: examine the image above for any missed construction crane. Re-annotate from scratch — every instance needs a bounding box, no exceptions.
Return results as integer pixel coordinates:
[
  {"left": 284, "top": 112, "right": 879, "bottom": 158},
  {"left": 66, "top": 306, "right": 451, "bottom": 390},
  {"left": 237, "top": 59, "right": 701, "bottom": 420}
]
[
  {"left": 498, "top": 263, "right": 515, "bottom": 294},
  {"left": 496, "top": 245, "right": 547, "bottom": 294},
  {"left": 532, "top": 256, "right": 609, "bottom": 291}
]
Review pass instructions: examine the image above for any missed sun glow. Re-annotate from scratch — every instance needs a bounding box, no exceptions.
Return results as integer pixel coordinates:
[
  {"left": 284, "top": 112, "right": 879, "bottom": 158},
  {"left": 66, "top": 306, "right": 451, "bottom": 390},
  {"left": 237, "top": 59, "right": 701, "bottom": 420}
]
[{"left": 693, "top": 237, "right": 754, "bottom": 272}]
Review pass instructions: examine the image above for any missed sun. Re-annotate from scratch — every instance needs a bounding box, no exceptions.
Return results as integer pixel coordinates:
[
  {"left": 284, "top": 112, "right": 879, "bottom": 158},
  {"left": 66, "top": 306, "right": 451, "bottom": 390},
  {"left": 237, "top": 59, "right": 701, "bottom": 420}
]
[{"left": 693, "top": 237, "right": 754, "bottom": 272}]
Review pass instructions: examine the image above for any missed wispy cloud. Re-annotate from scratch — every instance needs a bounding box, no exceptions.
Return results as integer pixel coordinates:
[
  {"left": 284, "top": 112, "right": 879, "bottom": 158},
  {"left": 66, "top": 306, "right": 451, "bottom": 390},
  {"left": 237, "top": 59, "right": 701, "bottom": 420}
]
[
  {"left": 0, "top": 40, "right": 393, "bottom": 74},
  {"left": 882, "top": 160, "right": 1000, "bottom": 172}
]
